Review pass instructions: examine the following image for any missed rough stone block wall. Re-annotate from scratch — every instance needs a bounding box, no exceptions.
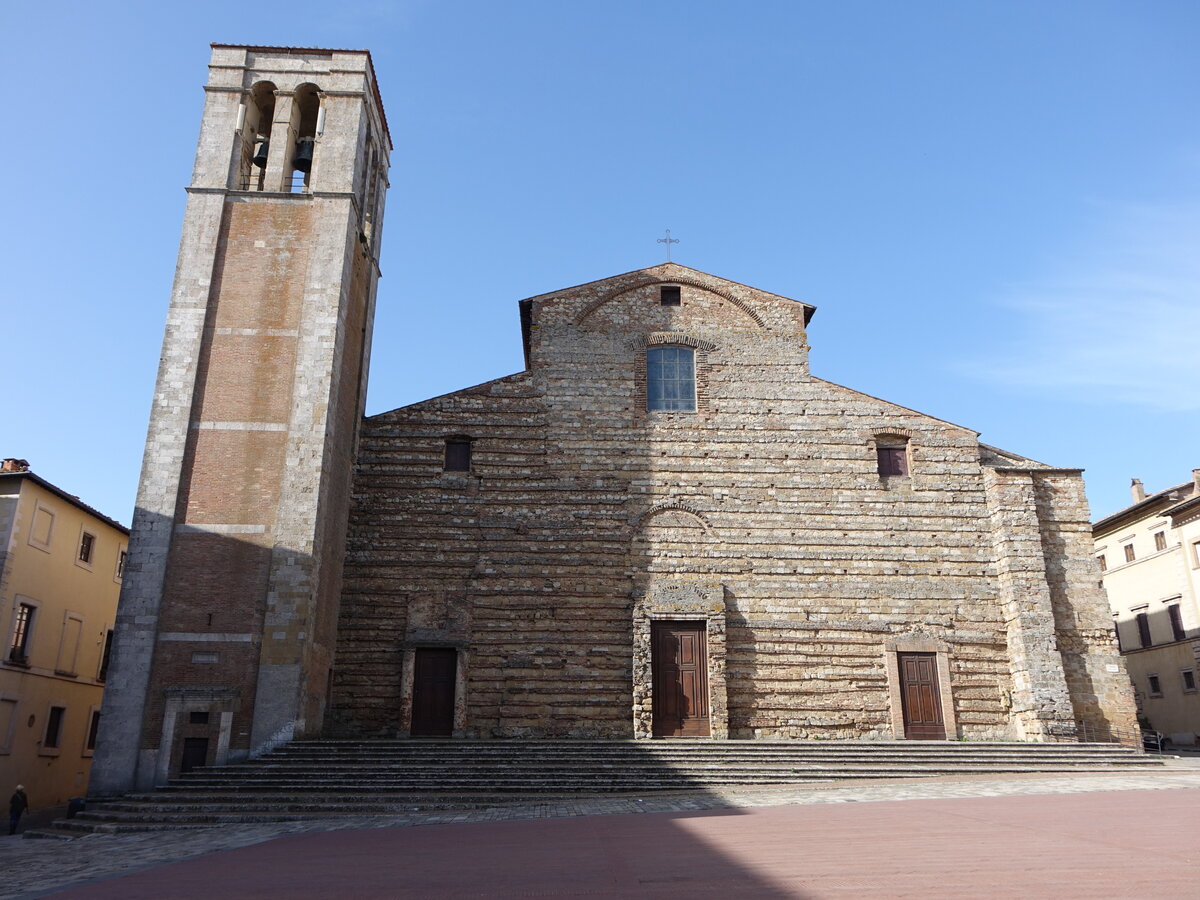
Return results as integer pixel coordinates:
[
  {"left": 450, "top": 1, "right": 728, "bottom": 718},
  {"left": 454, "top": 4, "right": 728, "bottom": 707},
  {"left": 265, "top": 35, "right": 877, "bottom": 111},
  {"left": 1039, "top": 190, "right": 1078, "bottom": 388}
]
[
  {"left": 332, "top": 264, "right": 1124, "bottom": 741},
  {"left": 1032, "top": 473, "right": 1139, "bottom": 736}
]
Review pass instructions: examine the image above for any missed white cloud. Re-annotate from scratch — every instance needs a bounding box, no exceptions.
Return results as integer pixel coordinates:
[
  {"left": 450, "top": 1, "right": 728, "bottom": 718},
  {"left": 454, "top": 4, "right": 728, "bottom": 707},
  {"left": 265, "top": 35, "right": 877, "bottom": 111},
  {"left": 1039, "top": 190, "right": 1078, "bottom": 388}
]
[{"left": 962, "top": 199, "right": 1200, "bottom": 411}]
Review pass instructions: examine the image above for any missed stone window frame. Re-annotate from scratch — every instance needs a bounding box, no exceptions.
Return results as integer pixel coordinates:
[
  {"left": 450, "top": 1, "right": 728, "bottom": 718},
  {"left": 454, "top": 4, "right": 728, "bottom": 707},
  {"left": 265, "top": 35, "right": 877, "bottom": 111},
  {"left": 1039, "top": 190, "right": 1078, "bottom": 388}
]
[
  {"left": 883, "top": 635, "right": 957, "bottom": 740},
  {"left": 1154, "top": 531, "right": 1168, "bottom": 552},
  {"left": 82, "top": 705, "right": 101, "bottom": 757},
  {"left": 26, "top": 500, "right": 55, "bottom": 553},
  {"left": 6, "top": 596, "right": 39, "bottom": 667},
  {"left": 1180, "top": 668, "right": 1197, "bottom": 694},
  {"left": 0, "top": 693, "right": 18, "bottom": 755},
  {"left": 631, "top": 333, "right": 717, "bottom": 423},
  {"left": 867, "top": 430, "right": 916, "bottom": 483},
  {"left": 39, "top": 701, "right": 67, "bottom": 757},
  {"left": 631, "top": 581, "right": 728, "bottom": 741},
  {"left": 53, "top": 610, "right": 84, "bottom": 677},
  {"left": 1146, "top": 673, "right": 1163, "bottom": 698},
  {"left": 75, "top": 526, "right": 97, "bottom": 571}
]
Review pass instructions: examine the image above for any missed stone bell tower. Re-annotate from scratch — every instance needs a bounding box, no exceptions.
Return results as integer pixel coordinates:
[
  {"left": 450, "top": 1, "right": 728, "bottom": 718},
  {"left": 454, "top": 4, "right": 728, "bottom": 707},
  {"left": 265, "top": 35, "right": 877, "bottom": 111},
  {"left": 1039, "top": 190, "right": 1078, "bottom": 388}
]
[{"left": 91, "top": 45, "right": 390, "bottom": 793}]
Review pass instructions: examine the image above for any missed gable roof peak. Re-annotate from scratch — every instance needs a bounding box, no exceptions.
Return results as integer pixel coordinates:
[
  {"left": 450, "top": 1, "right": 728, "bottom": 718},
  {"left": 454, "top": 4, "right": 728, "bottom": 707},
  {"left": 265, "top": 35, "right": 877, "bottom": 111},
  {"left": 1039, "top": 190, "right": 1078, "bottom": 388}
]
[{"left": 520, "top": 263, "right": 816, "bottom": 319}]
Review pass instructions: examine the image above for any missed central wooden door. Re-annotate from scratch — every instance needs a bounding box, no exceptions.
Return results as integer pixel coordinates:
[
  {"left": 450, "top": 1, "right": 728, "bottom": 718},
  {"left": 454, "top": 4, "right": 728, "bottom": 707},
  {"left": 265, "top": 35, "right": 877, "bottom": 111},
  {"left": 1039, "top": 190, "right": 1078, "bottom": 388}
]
[
  {"left": 411, "top": 648, "right": 456, "bottom": 736},
  {"left": 898, "top": 652, "right": 946, "bottom": 740},
  {"left": 652, "top": 621, "right": 710, "bottom": 737}
]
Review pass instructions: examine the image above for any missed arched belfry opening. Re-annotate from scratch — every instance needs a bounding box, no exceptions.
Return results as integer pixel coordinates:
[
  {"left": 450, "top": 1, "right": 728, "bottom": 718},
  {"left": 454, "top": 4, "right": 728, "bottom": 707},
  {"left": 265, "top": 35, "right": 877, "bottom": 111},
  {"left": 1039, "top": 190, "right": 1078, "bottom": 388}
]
[
  {"left": 289, "top": 83, "right": 321, "bottom": 192},
  {"left": 236, "top": 81, "right": 276, "bottom": 191}
]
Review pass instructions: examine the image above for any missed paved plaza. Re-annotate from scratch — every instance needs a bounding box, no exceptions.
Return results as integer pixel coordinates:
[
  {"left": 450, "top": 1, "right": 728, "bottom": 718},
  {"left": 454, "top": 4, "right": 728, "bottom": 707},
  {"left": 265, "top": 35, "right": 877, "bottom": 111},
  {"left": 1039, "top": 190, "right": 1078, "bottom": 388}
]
[{"left": 3, "top": 769, "right": 1199, "bottom": 898}]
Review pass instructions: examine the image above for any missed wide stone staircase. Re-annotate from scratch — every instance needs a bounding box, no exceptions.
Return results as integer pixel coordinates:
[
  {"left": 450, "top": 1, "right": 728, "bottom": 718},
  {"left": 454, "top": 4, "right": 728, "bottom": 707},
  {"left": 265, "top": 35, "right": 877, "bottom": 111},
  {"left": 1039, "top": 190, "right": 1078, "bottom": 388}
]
[{"left": 39, "top": 739, "right": 1164, "bottom": 836}]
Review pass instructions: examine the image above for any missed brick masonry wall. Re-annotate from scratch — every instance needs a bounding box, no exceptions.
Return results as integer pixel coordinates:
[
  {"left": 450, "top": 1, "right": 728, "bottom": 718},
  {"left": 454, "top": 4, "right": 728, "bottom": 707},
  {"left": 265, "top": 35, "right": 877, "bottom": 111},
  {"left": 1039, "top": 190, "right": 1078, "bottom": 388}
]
[{"left": 334, "top": 264, "right": 1134, "bottom": 741}]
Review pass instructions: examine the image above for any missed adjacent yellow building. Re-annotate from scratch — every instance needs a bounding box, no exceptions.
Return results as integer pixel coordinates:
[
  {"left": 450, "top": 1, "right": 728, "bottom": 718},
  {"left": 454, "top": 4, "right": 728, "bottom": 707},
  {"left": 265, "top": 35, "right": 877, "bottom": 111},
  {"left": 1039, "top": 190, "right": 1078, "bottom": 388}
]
[
  {"left": 1095, "top": 471, "right": 1200, "bottom": 746},
  {"left": 0, "top": 459, "right": 127, "bottom": 812}
]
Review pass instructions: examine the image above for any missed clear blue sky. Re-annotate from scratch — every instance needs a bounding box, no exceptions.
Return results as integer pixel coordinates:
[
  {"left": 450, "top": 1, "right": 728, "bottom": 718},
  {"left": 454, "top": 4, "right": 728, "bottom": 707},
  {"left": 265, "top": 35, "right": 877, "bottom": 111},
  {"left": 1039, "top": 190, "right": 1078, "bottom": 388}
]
[{"left": 2, "top": 1, "right": 1197, "bottom": 524}]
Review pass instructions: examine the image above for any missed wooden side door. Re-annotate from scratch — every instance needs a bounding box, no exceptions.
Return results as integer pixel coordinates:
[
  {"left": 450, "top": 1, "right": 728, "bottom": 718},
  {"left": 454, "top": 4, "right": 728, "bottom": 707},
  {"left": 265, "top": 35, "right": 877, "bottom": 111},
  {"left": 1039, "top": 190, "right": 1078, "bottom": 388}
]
[
  {"left": 898, "top": 652, "right": 946, "bottom": 740},
  {"left": 411, "top": 648, "right": 457, "bottom": 736},
  {"left": 652, "top": 621, "right": 710, "bottom": 737}
]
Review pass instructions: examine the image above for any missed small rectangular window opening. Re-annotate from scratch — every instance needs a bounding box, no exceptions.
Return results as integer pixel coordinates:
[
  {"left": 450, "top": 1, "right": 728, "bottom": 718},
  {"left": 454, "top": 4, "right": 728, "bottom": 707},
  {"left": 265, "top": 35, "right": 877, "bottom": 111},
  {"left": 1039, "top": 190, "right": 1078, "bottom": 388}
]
[
  {"left": 1182, "top": 670, "right": 1197, "bottom": 693},
  {"left": 44, "top": 706, "right": 65, "bottom": 749},
  {"left": 97, "top": 630, "right": 114, "bottom": 681},
  {"left": 86, "top": 710, "right": 101, "bottom": 752},
  {"left": 876, "top": 446, "right": 909, "bottom": 477},
  {"left": 116, "top": 549, "right": 127, "bottom": 580},
  {"left": 1097, "top": 555, "right": 1107, "bottom": 572},
  {"left": 1147, "top": 674, "right": 1162, "bottom": 697},
  {"left": 78, "top": 532, "right": 95, "bottom": 564},
  {"left": 1154, "top": 531, "right": 1167, "bottom": 552},
  {"left": 189, "top": 711, "right": 210, "bottom": 725},
  {"left": 659, "top": 285, "right": 681, "bottom": 306},
  {"left": 444, "top": 440, "right": 472, "bottom": 472},
  {"left": 1124, "top": 544, "right": 1136, "bottom": 563}
]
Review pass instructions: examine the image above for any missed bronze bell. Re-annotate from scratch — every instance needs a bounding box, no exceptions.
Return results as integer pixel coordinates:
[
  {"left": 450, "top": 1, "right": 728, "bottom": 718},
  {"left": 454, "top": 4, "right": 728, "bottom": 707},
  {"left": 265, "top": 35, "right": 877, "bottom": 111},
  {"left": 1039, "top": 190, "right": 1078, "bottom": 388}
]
[
  {"left": 251, "top": 139, "right": 269, "bottom": 168},
  {"left": 293, "top": 138, "right": 314, "bottom": 173}
]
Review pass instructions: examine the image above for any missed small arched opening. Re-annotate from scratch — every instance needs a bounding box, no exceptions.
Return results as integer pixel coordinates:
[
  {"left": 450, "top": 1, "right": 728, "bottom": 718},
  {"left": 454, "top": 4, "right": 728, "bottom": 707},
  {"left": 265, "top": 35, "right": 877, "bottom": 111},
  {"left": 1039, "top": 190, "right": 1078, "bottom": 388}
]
[
  {"left": 289, "top": 83, "right": 321, "bottom": 192},
  {"left": 236, "top": 81, "right": 276, "bottom": 191}
]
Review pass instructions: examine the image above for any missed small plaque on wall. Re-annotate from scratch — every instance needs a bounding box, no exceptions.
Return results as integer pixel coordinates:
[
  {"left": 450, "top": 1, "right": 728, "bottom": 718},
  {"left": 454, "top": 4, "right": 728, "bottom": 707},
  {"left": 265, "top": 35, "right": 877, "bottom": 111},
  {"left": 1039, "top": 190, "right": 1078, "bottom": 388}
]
[{"left": 1105, "top": 664, "right": 1120, "bottom": 673}]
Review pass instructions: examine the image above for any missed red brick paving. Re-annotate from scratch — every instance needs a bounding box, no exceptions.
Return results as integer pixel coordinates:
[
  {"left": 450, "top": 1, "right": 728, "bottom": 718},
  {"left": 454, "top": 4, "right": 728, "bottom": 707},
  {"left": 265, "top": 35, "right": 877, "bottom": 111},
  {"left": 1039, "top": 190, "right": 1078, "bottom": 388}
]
[{"left": 47, "top": 789, "right": 1200, "bottom": 898}]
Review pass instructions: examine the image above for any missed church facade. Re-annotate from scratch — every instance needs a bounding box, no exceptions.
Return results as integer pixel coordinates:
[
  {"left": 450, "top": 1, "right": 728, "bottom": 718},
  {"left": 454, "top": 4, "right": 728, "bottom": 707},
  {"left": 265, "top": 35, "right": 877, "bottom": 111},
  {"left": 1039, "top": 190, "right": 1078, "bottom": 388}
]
[
  {"left": 331, "top": 263, "right": 1138, "bottom": 744},
  {"left": 91, "top": 44, "right": 1136, "bottom": 795}
]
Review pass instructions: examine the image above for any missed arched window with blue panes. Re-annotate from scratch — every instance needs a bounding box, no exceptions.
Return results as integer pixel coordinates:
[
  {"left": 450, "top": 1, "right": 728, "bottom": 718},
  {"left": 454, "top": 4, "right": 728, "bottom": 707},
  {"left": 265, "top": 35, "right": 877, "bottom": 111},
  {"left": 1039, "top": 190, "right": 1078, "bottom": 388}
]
[{"left": 647, "top": 345, "right": 696, "bottom": 411}]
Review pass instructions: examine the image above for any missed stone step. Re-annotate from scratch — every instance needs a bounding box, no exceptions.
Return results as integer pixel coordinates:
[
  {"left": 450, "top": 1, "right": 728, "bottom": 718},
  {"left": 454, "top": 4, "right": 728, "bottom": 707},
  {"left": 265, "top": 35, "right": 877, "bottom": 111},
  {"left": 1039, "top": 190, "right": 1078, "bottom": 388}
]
[
  {"left": 168, "top": 760, "right": 1155, "bottom": 778},
  {"left": 38, "top": 739, "right": 1163, "bottom": 837},
  {"left": 168, "top": 760, "right": 1159, "bottom": 782}
]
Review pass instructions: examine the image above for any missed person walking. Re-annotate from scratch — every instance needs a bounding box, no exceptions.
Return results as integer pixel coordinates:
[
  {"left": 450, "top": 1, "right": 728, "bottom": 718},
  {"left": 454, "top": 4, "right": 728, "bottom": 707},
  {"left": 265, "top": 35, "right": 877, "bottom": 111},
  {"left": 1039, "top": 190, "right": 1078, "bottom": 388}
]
[{"left": 9, "top": 785, "right": 28, "bottom": 835}]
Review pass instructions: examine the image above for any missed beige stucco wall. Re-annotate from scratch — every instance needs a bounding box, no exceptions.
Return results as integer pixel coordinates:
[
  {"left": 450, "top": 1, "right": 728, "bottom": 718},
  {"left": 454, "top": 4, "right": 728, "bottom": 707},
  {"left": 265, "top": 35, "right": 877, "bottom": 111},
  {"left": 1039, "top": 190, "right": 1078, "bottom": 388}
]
[
  {"left": 0, "top": 477, "right": 125, "bottom": 811},
  {"left": 1096, "top": 478, "right": 1200, "bottom": 744}
]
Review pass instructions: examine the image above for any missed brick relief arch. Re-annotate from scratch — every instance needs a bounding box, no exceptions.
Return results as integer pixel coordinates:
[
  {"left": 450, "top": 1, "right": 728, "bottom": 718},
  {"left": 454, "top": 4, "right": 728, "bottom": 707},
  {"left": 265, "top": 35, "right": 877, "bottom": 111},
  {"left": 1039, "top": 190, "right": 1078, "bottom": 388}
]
[
  {"left": 574, "top": 277, "right": 767, "bottom": 329},
  {"left": 631, "top": 500, "right": 716, "bottom": 536},
  {"left": 625, "top": 332, "right": 719, "bottom": 353}
]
